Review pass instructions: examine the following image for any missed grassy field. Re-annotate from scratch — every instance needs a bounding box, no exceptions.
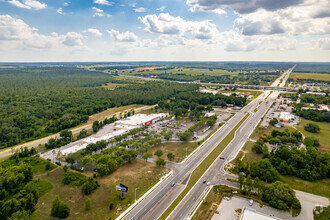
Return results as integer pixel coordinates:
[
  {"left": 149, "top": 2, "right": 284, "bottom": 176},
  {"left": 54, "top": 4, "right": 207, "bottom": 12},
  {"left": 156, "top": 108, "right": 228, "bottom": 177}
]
[
  {"left": 294, "top": 118, "right": 330, "bottom": 152},
  {"left": 290, "top": 72, "right": 330, "bottom": 81},
  {"left": 250, "top": 124, "right": 296, "bottom": 140},
  {"left": 102, "top": 82, "right": 127, "bottom": 89},
  {"left": 87, "top": 104, "right": 146, "bottom": 123},
  {"left": 33, "top": 159, "right": 166, "bottom": 220},
  {"left": 280, "top": 175, "right": 330, "bottom": 198},
  {"left": 160, "top": 114, "right": 249, "bottom": 219},
  {"left": 147, "top": 142, "right": 199, "bottom": 162},
  {"left": 240, "top": 141, "right": 263, "bottom": 163},
  {"left": 130, "top": 68, "right": 241, "bottom": 76}
]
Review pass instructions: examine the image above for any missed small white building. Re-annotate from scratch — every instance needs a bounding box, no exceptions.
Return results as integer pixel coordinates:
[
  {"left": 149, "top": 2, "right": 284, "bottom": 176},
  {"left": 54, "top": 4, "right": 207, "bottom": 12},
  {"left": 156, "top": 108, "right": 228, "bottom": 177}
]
[
  {"left": 240, "top": 208, "right": 281, "bottom": 220},
  {"left": 279, "top": 112, "right": 294, "bottom": 122}
]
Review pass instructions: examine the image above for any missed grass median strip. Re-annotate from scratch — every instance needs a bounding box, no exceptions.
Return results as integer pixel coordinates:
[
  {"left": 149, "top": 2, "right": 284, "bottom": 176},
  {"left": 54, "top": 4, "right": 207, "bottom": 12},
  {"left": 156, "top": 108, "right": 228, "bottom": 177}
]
[{"left": 159, "top": 114, "right": 249, "bottom": 219}]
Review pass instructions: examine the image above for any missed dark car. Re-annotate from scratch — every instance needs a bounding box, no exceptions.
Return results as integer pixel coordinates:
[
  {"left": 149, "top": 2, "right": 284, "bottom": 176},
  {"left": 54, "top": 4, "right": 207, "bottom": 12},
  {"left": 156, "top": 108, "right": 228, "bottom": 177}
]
[
  {"left": 171, "top": 183, "right": 175, "bottom": 187},
  {"left": 203, "top": 180, "right": 207, "bottom": 184}
]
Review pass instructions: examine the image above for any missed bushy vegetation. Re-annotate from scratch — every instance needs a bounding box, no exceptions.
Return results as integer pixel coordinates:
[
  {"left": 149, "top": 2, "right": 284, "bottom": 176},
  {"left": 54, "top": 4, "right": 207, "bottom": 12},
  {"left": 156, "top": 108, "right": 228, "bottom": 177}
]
[
  {"left": 81, "top": 177, "right": 99, "bottom": 195},
  {"left": 0, "top": 154, "right": 52, "bottom": 219},
  {"left": 241, "top": 129, "right": 329, "bottom": 182},
  {"left": 0, "top": 67, "right": 198, "bottom": 149},
  {"left": 51, "top": 195, "right": 70, "bottom": 218},
  {"left": 295, "top": 109, "right": 330, "bottom": 122},
  {"left": 304, "top": 123, "right": 320, "bottom": 133},
  {"left": 239, "top": 176, "right": 301, "bottom": 212}
]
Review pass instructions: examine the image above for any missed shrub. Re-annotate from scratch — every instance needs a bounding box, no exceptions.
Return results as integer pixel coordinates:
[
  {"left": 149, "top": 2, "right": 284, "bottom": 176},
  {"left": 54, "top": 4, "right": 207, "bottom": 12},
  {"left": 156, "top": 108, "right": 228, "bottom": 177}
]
[
  {"left": 51, "top": 195, "right": 70, "bottom": 218},
  {"left": 81, "top": 177, "right": 99, "bottom": 195},
  {"left": 304, "top": 123, "right": 320, "bottom": 133}
]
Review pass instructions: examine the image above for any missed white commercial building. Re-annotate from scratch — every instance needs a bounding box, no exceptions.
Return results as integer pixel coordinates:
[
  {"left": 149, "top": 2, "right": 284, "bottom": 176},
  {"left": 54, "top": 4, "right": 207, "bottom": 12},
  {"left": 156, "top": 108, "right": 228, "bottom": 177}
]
[
  {"left": 42, "top": 113, "right": 169, "bottom": 159},
  {"left": 278, "top": 112, "right": 294, "bottom": 122},
  {"left": 240, "top": 208, "right": 281, "bottom": 220}
]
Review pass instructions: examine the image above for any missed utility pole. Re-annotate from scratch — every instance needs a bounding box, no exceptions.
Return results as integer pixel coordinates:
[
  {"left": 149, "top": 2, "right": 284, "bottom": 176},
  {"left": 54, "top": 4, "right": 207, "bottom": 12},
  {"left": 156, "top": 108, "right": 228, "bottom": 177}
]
[{"left": 135, "top": 188, "right": 139, "bottom": 202}]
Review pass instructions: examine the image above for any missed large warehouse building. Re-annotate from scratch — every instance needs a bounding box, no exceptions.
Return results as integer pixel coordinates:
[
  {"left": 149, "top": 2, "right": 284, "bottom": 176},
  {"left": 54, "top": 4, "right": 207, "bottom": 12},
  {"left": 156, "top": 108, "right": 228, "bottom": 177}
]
[{"left": 41, "top": 113, "right": 168, "bottom": 159}]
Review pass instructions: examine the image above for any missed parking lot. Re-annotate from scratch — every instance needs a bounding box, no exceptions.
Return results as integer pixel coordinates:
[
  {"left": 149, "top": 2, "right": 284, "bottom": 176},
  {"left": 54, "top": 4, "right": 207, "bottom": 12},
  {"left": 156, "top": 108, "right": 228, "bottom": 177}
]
[{"left": 212, "top": 195, "right": 292, "bottom": 220}]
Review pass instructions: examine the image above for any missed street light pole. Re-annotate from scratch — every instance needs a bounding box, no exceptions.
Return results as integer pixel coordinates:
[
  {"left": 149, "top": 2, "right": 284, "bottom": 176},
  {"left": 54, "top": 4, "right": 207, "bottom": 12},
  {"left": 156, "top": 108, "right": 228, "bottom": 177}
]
[{"left": 135, "top": 188, "right": 139, "bottom": 202}]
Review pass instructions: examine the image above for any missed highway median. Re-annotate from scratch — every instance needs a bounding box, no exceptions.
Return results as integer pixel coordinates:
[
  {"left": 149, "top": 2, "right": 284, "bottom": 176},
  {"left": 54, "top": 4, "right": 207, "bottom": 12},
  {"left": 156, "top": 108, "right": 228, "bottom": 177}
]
[{"left": 159, "top": 113, "right": 250, "bottom": 220}]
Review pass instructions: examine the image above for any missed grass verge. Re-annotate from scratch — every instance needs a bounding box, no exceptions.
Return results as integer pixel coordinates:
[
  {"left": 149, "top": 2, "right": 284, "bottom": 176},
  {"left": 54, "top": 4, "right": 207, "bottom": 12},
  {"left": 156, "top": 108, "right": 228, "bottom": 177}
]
[
  {"left": 159, "top": 114, "right": 249, "bottom": 219},
  {"left": 294, "top": 118, "right": 330, "bottom": 151},
  {"left": 147, "top": 142, "right": 199, "bottom": 162}
]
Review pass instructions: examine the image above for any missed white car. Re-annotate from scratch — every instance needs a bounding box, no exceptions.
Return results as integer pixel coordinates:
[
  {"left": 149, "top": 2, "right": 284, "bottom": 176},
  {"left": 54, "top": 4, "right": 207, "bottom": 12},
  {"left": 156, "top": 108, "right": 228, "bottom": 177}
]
[
  {"left": 249, "top": 200, "right": 253, "bottom": 206},
  {"left": 223, "top": 197, "right": 230, "bottom": 201}
]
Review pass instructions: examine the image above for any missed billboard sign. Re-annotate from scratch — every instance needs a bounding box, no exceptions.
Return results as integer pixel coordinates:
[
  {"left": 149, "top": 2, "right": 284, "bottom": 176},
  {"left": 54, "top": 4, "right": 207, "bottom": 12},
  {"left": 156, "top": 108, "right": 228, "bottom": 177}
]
[{"left": 116, "top": 184, "right": 128, "bottom": 193}]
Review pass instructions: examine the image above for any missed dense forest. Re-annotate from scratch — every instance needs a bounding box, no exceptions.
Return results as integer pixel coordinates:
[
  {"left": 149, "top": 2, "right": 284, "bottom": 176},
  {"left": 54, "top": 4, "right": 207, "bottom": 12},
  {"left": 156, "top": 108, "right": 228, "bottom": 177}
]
[
  {"left": 158, "top": 91, "right": 246, "bottom": 118},
  {"left": 0, "top": 67, "right": 198, "bottom": 149}
]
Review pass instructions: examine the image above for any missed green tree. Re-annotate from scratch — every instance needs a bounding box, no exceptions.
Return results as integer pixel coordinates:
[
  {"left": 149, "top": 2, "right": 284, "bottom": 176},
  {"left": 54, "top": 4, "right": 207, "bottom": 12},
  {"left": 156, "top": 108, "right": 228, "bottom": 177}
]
[
  {"left": 154, "top": 149, "right": 163, "bottom": 158},
  {"left": 142, "top": 152, "right": 152, "bottom": 161},
  {"left": 85, "top": 198, "right": 91, "bottom": 211},
  {"left": 77, "top": 129, "right": 88, "bottom": 139},
  {"left": 92, "top": 121, "right": 100, "bottom": 133},
  {"left": 167, "top": 153, "right": 175, "bottom": 161},
  {"left": 82, "top": 177, "right": 99, "bottom": 195},
  {"left": 156, "top": 158, "right": 166, "bottom": 166},
  {"left": 51, "top": 195, "right": 70, "bottom": 218},
  {"left": 164, "top": 131, "right": 174, "bottom": 141},
  {"left": 304, "top": 123, "right": 320, "bottom": 133},
  {"left": 60, "top": 130, "right": 73, "bottom": 142},
  {"left": 269, "top": 118, "right": 278, "bottom": 126}
]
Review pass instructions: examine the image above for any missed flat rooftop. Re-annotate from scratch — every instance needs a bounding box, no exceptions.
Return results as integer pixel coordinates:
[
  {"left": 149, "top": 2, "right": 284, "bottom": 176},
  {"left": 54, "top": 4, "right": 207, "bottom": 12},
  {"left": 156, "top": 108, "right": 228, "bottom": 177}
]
[{"left": 241, "top": 208, "right": 281, "bottom": 220}]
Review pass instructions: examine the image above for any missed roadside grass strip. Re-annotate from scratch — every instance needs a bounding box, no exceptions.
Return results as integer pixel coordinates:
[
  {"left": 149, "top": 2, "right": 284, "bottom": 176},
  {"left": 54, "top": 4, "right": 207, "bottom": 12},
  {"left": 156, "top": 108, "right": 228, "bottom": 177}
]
[{"left": 160, "top": 114, "right": 249, "bottom": 219}]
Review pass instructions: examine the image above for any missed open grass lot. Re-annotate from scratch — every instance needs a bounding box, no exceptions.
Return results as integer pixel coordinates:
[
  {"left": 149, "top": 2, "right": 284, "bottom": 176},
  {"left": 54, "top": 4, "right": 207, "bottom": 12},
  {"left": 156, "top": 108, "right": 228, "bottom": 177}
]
[
  {"left": 160, "top": 114, "right": 249, "bottom": 219},
  {"left": 102, "top": 82, "right": 127, "bottom": 89},
  {"left": 294, "top": 118, "right": 330, "bottom": 152},
  {"left": 33, "top": 159, "right": 166, "bottom": 220},
  {"left": 240, "top": 141, "right": 263, "bottom": 163},
  {"left": 290, "top": 72, "right": 330, "bottom": 81},
  {"left": 250, "top": 125, "right": 296, "bottom": 140},
  {"left": 87, "top": 104, "right": 146, "bottom": 123},
  {"left": 280, "top": 175, "right": 330, "bottom": 198},
  {"left": 130, "top": 68, "right": 241, "bottom": 76},
  {"left": 147, "top": 142, "right": 199, "bottom": 162}
]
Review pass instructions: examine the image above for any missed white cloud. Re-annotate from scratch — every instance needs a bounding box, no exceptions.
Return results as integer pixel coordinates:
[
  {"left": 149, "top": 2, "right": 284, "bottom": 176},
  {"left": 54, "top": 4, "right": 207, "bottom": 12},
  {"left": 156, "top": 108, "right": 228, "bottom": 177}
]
[
  {"left": 83, "top": 28, "right": 102, "bottom": 37},
  {"left": 156, "top": 6, "right": 166, "bottom": 12},
  {"left": 57, "top": 8, "right": 63, "bottom": 14},
  {"left": 61, "top": 32, "right": 83, "bottom": 46},
  {"left": 92, "top": 6, "right": 111, "bottom": 17},
  {"left": 134, "top": 7, "right": 148, "bottom": 13},
  {"left": 92, "top": 7, "right": 103, "bottom": 13},
  {"left": 63, "top": 2, "right": 69, "bottom": 7},
  {"left": 186, "top": 0, "right": 304, "bottom": 14},
  {"left": 219, "top": 31, "right": 297, "bottom": 51},
  {"left": 317, "top": 38, "right": 330, "bottom": 50},
  {"left": 107, "top": 29, "right": 138, "bottom": 42},
  {"left": 138, "top": 13, "right": 219, "bottom": 39},
  {"left": 8, "top": 0, "right": 47, "bottom": 10},
  {"left": 93, "top": 0, "right": 113, "bottom": 6}
]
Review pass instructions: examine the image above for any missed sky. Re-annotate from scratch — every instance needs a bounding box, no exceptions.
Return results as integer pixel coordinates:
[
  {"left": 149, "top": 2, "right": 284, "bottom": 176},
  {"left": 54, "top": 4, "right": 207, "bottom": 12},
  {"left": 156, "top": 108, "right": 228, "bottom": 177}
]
[{"left": 0, "top": 0, "right": 329, "bottom": 62}]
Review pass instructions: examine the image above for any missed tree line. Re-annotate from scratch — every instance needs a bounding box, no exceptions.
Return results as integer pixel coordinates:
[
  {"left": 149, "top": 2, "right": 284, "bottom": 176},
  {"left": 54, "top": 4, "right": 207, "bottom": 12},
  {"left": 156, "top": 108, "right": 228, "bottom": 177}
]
[{"left": 0, "top": 66, "right": 198, "bottom": 149}]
